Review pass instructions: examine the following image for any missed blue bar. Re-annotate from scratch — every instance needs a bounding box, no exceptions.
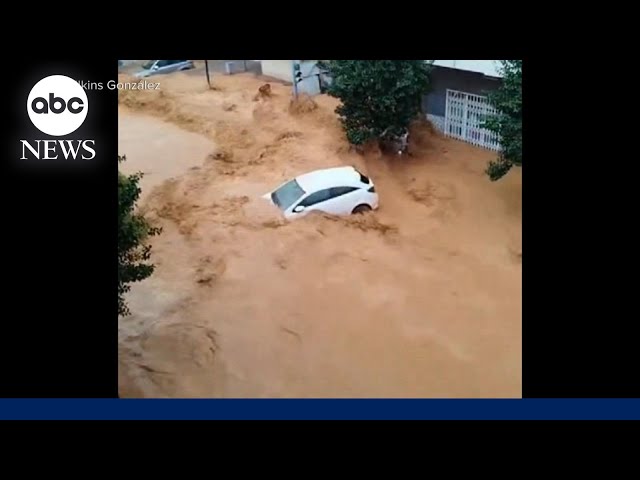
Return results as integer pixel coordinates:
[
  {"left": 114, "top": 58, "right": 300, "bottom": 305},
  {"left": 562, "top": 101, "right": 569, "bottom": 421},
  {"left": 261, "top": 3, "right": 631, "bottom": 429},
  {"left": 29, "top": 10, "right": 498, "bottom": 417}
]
[{"left": 1, "top": 399, "right": 639, "bottom": 420}]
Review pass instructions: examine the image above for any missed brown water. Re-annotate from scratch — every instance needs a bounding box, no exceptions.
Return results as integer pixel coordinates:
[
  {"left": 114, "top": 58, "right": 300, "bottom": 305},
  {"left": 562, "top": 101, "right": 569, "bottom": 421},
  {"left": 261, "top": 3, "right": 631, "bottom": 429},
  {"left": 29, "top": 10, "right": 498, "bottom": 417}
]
[
  {"left": 118, "top": 72, "right": 522, "bottom": 398},
  {"left": 118, "top": 114, "right": 216, "bottom": 202}
]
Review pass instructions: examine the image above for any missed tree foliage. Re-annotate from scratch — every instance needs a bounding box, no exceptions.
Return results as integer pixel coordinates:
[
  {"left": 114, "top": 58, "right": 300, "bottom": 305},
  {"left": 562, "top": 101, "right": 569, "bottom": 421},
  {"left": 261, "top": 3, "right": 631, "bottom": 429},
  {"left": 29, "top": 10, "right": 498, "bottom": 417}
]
[
  {"left": 118, "top": 155, "right": 161, "bottom": 317},
  {"left": 321, "top": 60, "right": 432, "bottom": 146},
  {"left": 484, "top": 60, "right": 522, "bottom": 181}
]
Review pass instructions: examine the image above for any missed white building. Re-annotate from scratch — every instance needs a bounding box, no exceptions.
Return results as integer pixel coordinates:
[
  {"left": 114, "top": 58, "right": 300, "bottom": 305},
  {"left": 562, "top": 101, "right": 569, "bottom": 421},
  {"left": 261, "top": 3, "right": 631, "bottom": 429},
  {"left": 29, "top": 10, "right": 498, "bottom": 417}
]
[
  {"left": 260, "top": 60, "right": 295, "bottom": 82},
  {"left": 257, "top": 60, "right": 506, "bottom": 150},
  {"left": 258, "top": 60, "right": 503, "bottom": 83},
  {"left": 260, "top": 60, "right": 328, "bottom": 96}
]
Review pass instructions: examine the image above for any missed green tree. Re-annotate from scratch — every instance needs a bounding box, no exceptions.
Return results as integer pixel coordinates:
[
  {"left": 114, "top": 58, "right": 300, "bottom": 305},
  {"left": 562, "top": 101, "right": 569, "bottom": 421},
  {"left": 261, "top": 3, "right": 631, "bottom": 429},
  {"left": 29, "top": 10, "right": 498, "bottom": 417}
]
[
  {"left": 484, "top": 60, "right": 522, "bottom": 181},
  {"left": 321, "top": 60, "right": 432, "bottom": 146},
  {"left": 118, "top": 155, "right": 161, "bottom": 317}
]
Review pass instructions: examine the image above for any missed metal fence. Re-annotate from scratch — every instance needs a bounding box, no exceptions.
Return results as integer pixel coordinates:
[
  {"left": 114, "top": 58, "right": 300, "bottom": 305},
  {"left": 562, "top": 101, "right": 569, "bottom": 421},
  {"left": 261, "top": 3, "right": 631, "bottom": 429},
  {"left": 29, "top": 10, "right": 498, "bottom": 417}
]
[{"left": 442, "top": 89, "right": 501, "bottom": 151}]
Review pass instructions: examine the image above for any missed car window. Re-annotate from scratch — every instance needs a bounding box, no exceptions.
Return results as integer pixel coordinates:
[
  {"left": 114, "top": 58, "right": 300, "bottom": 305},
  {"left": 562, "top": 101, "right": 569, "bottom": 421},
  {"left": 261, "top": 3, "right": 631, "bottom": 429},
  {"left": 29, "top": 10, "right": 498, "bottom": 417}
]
[
  {"left": 329, "top": 186, "right": 359, "bottom": 198},
  {"left": 156, "top": 60, "right": 170, "bottom": 68},
  {"left": 272, "top": 179, "right": 305, "bottom": 211},
  {"left": 299, "top": 189, "right": 332, "bottom": 207}
]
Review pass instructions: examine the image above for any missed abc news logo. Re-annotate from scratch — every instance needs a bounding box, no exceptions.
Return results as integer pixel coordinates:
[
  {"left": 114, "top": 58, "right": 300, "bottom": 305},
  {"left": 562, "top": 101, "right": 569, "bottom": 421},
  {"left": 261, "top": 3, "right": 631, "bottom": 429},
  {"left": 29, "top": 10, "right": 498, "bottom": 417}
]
[
  {"left": 21, "top": 75, "right": 96, "bottom": 160},
  {"left": 31, "top": 93, "right": 85, "bottom": 114}
]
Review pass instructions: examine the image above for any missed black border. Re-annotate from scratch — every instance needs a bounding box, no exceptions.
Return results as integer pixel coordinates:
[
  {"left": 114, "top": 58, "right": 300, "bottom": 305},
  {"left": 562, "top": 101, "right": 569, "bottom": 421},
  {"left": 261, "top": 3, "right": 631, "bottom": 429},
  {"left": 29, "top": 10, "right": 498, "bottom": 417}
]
[
  {"left": 522, "top": 57, "right": 639, "bottom": 397},
  {"left": 1, "top": 58, "right": 118, "bottom": 397}
]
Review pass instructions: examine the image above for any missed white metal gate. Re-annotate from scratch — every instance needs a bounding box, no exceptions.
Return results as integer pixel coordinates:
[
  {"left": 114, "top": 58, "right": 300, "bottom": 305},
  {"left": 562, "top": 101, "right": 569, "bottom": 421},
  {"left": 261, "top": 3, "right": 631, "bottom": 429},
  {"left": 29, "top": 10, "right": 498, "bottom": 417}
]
[{"left": 444, "top": 89, "right": 501, "bottom": 151}]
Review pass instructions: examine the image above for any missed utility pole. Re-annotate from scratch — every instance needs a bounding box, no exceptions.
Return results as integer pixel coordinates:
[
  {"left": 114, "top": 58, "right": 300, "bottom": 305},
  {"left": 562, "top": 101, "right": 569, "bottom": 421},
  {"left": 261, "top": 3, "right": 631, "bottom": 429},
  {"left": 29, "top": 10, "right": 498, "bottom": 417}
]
[{"left": 205, "top": 60, "right": 211, "bottom": 88}]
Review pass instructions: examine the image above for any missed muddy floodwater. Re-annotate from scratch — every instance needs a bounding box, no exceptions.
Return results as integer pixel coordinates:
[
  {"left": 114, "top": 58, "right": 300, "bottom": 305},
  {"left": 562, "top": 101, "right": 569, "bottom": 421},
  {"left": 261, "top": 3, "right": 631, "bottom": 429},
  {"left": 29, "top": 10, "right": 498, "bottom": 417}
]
[
  {"left": 118, "top": 72, "right": 522, "bottom": 398},
  {"left": 118, "top": 114, "right": 217, "bottom": 202}
]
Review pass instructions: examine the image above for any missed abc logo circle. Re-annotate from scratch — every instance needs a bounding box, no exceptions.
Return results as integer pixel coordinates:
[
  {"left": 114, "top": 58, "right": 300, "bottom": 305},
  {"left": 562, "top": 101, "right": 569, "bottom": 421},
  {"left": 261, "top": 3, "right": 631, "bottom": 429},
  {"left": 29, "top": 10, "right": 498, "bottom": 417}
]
[{"left": 27, "top": 75, "right": 88, "bottom": 137}]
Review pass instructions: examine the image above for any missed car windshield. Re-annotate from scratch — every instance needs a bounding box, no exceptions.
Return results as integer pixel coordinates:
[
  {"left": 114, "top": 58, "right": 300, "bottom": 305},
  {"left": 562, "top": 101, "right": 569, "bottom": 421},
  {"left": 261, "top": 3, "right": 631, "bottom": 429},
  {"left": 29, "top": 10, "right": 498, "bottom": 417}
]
[
  {"left": 272, "top": 179, "right": 305, "bottom": 211},
  {"left": 141, "top": 60, "right": 156, "bottom": 70}
]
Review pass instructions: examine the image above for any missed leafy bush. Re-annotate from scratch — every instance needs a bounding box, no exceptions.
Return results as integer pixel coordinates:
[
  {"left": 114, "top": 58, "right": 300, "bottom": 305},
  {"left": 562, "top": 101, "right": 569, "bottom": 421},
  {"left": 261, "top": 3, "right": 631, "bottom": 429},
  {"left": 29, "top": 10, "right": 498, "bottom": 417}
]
[
  {"left": 484, "top": 60, "right": 522, "bottom": 181},
  {"left": 322, "top": 60, "right": 432, "bottom": 146},
  {"left": 118, "top": 155, "right": 161, "bottom": 317}
]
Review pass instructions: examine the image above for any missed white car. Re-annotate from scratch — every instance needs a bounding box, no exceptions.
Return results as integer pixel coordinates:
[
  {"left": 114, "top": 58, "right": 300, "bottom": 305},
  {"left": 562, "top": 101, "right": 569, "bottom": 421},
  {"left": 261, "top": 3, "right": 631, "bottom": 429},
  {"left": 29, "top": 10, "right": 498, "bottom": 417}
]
[{"left": 262, "top": 166, "right": 379, "bottom": 220}]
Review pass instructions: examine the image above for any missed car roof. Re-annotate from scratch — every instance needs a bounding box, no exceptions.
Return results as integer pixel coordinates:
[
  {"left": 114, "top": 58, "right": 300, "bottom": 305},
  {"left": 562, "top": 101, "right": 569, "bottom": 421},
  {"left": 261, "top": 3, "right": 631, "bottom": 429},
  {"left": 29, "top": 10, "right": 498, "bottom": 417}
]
[{"left": 295, "top": 166, "right": 363, "bottom": 192}]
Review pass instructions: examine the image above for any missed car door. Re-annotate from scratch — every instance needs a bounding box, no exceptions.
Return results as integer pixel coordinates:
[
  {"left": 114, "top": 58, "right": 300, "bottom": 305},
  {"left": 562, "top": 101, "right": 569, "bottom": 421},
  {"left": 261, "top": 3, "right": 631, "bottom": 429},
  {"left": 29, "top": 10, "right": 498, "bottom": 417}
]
[
  {"left": 176, "top": 60, "right": 191, "bottom": 71},
  {"left": 155, "top": 60, "right": 176, "bottom": 75},
  {"left": 151, "top": 60, "right": 168, "bottom": 74},
  {"left": 323, "top": 186, "right": 362, "bottom": 215},
  {"left": 290, "top": 188, "right": 333, "bottom": 217},
  {"left": 166, "top": 60, "right": 182, "bottom": 73},
  {"left": 291, "top": 187, "right": 360, "bottom": 217}
]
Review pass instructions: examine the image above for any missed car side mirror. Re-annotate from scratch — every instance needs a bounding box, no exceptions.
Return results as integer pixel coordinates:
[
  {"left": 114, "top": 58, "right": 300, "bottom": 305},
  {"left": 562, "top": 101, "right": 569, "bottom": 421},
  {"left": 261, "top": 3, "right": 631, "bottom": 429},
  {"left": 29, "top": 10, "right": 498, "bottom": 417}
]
[
  {"left": 293, "top": 205, "right": 305, "bottom": 213},
  {"left": 152, "top": 64, "right": 159, "bottom": 70}
]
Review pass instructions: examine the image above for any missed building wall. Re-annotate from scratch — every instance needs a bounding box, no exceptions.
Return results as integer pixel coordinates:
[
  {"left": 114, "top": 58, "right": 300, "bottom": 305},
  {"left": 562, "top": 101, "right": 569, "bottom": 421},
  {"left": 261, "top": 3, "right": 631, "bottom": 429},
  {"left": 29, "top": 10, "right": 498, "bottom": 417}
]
[
  {"left": 296, "top": 61, "right": 324, "bottom": 96},
  {"left": 260, "top": 60, "right": 293, "bottom": 82},
  {"left": 259, "top": 60, "right": 326, "bottom": 96},
  {"left": 260, "top": 61, "right": 502, "bottom": 115},
  {"left": 432, "top": 60, "right": 502, "bottom": 78},
  {"left": 422, "top": 66, "right": 502, "bottom": 118}
]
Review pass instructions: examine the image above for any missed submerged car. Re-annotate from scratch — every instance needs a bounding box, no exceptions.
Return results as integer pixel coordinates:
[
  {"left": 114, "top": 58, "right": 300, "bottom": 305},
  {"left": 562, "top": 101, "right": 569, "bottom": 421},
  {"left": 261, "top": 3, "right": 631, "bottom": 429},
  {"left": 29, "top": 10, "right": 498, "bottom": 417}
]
[
  {"left": 262, "top": 166, "right": 379, "bottom": 220},
  {"left": 134, "top": 60, "right": 194, "bottom": 78}
]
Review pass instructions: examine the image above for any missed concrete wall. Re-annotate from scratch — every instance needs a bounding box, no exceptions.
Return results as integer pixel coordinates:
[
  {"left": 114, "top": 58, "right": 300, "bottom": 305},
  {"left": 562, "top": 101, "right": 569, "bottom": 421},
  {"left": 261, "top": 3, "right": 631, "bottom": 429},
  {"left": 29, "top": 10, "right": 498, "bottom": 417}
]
[
  {"left": 259, "top": 60, "right": 326, "bottom": 96},
  {"left": 422, "top": 66, "right": 502, "bottom": 118},
  {"left": 260, "top": 60, "right": 293, "bottom": 82},
  {"left": 296, "top": 61, "right": 324, "bottom": 96}
]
